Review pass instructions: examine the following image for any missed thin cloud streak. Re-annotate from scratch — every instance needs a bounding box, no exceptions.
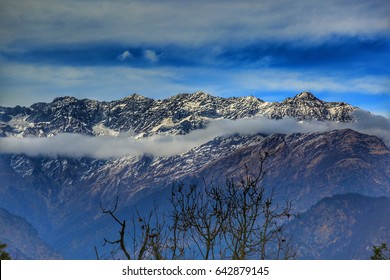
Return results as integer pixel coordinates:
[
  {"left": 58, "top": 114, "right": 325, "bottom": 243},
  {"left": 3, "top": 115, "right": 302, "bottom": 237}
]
[
  {"left": 144, "top": 50, "right": 159, "bottom": 63},
  {"left": 1, "top": 61, "right": 388, "bottom": 108},
  {"left": 1, "top": 0, "right": 388, "bottom": 49},
  {"left": 1, "top": 112, "right": 389, "bottom": 159},
  {"left": 117, "top": 50, "right": 132, "bottom": 61}
]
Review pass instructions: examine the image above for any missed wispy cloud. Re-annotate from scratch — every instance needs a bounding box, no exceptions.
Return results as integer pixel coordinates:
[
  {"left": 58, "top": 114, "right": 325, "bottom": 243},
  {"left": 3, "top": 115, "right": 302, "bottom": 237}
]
[
  {"left": 0, "top": 0, "right": 388, "bottom": 114},
  {"left": 143, "top": 50, "right": 159, "bottom": 63},
  {"left": 0, "top": 61, "right": 183, "bottom": 106},
  {"left": 235, "top": 71, "right": 390, "bottom": 95},
  {"left": 1, "top": 112, "right": 389, "bottom": 158},
  {"left": 1, "top": 60, "right": 389, "bottom": 115},
  {"left": 1, "top": 0, "right": 388, "bottom": 48},
  {"left": 117, "top": 50, "right": 132, "bottom": 61}
]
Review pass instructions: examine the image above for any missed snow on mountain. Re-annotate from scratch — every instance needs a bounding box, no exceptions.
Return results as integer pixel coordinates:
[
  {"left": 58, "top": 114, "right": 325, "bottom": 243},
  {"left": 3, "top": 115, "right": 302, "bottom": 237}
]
[{"left": 0, "top": 92, "right": 357, "bottom": 138}]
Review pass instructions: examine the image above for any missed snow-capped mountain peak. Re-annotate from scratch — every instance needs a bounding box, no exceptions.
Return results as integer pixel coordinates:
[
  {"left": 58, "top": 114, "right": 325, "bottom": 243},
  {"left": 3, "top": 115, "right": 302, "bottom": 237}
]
[
  {"left": 294, "top": 91, "right": 318, "bottom": 100},
  {"left": 0, "top": 92, "right": 357, "bottom": 137}
]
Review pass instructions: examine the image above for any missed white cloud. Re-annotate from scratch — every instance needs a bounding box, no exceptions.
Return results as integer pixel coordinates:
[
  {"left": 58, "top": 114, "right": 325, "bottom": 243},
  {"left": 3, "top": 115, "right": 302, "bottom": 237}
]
[
  {"left": 0, "top": 61, "right": 182, "bottom": 107},
  {"left": 0, "top": 0, "right": 388, "bottom": 49},
  {"left": 236, "top": 71, "right": 390, "bottom": 95},
  {"left": 1, "top": 112, "right": 389, "bottom": 159},
  {"left": 349, "top": 110, "right": 390, "bottom": 145},
  {"left": 1, "top": 60, "right": 389, "bottom": 114},
  {"left": 144, "top": 50, "right": 159, "bottom": 63},
  {"left": 117, "top": 50, "right": 132, "bottom": 61}
]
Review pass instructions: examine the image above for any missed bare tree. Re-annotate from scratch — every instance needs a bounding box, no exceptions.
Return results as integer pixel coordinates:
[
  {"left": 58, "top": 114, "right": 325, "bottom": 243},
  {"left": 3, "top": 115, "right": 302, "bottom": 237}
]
[
  {"left": 98, "top": 152, "right": 297, "bottom": 260},
  {"left": 170, "top": 182, "right": 228, "bottom": 259},
  {"left": 169, "top": 152, "right": 296, "bottom": 260},
  {"left": 99, "top": 198, "right": 169, "bottom": 260},
  {"left": 100, "top": 197, "right": 131, "bottom": 260}
]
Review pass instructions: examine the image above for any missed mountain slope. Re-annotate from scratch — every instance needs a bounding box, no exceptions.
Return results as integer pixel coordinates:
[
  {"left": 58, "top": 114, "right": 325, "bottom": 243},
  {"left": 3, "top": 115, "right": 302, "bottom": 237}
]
[
  {"left": 0, "top": 207, "right": 61, "bottom": 259},
  {"left": 196, "top": 129, "right": 390, "bottom": 211},
  {"left": 0, "top": 129, "right": 388, "bottom": 258},
  {"left": 287, "top": 194, "right": 390, "bottom": 259}
]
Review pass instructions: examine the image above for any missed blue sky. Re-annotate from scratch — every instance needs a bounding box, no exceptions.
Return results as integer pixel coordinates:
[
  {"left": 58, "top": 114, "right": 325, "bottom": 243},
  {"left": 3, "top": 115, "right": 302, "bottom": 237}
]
[{"left": 0, "top": 0, "right": 389, "bottom": 115}]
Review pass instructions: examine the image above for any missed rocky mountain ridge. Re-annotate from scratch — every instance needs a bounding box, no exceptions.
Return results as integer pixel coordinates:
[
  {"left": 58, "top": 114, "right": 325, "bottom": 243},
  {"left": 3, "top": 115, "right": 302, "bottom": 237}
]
[{"left": 0, "top": 91, "right": 357, "bottom": 137}]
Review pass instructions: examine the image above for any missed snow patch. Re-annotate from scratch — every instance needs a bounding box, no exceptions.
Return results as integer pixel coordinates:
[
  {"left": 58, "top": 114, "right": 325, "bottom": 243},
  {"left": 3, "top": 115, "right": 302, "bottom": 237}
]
[{"left": 92, "top": 124, "right": 119, "bottom": 136}]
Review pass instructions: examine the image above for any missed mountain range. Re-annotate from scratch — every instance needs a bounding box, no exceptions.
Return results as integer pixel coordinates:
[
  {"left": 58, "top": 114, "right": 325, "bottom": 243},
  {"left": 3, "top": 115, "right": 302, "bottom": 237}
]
[
  {"left": 0, "top": 91, "right": 388, "bottom": 259},
  {"left": 0, "top": 91, "right": 356, "bottom": 137}
]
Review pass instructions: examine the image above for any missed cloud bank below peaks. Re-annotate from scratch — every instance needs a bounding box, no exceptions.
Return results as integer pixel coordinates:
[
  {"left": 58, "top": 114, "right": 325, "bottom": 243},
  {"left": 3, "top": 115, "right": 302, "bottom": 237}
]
[{"left": 0, "top": 112, "right": 389, "bottom": 159}]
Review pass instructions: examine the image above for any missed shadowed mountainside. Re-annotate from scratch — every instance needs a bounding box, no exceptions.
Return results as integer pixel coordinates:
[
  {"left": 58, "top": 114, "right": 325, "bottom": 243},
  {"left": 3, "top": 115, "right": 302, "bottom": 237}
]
[
  {"left": 0, "top": 207, "right": 61, "bottom": 259},
  {"left": 287, "top": 194, "right": 390, "bottom": 259}
]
